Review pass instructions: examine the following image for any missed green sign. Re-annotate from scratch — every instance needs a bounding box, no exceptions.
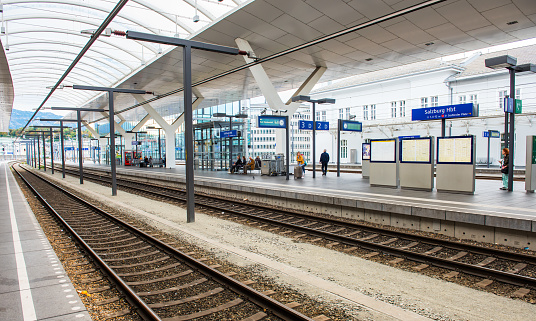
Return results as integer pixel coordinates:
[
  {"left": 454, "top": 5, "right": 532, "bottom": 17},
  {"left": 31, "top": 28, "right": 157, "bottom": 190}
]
[
  {"left": 533, "top": 136, "right": 536, "bottom": 165},
  {"left": 515, "top": 99, "right": 522, "bottom": 114}
]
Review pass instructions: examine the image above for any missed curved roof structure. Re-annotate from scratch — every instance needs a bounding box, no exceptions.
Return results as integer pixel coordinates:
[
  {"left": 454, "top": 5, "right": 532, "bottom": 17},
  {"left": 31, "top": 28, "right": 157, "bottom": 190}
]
[{"left": 0, "top": 0, "right": 246, "bottom": 115}]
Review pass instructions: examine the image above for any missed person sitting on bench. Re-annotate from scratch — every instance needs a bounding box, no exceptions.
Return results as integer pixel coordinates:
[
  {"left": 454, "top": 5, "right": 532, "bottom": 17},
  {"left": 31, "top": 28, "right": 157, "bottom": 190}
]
[
  {"left": 230, "top": 155, "right": 243, "bottom": 173},
  {"left": 255, "top": 156, "right": 261, "bottom": 169},
  {"left": 245, "top": 157, "right": 255, "bottom": 174}
]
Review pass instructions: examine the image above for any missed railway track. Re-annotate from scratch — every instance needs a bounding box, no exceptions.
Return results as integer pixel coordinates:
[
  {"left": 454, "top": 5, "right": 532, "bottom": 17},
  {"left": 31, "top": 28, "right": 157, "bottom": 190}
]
[
  {"left": 14, "top": 163, "right": 313, "bottom": 321},
  {"left": 54, "top": 165, "right": 536, "bottom": 297}
]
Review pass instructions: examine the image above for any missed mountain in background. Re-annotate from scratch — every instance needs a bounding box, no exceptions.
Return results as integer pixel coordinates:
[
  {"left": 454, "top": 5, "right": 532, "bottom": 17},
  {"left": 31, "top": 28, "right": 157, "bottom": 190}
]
[{"left": 9, "top": 109, "right": 75, "bottom": 129}]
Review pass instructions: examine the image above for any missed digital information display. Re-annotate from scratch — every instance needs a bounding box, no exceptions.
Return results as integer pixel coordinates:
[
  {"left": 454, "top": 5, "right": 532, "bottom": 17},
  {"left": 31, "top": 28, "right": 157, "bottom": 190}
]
[
  {"left": 341, "top": 120, "right": 362, "bottom": 132},
  {"left": 362, "top": 143, "right": 371, "bottom": 160},
  {"left": 532, "top": 136, "right": 536, "bottom": 165},
  {"left": 370, "top": 139, "right": 396, "bottom": 163},
  {"left": 437, "top": 136, "right": 473, "bottom": 164},
  {"left": 258, "top": 116, "right": 287, "bottom": 129},
  {"left": 400, "top": 138, "right": 431, "bottom": 163}
]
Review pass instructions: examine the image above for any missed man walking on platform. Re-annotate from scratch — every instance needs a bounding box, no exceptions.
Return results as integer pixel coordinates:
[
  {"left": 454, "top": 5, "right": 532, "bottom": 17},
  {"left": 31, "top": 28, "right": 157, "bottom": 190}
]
[{"left": 320, "top": 149, "right": 329, "bottom": 176}]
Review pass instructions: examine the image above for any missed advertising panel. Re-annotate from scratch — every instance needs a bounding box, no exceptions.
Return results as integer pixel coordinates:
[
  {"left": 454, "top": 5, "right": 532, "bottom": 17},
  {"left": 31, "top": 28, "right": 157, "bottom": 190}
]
[
  {"left": 370, "top": 139, "right": 396, "bottom": 163},
  {"left": 362, "top": 143, "right": 371, "bottom": 160}
]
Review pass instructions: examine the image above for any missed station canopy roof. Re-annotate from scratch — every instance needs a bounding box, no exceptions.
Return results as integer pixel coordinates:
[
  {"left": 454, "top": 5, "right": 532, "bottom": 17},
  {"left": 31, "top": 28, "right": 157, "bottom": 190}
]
[{"left": 2, "top": 0, "right": 536, "bottom": 126}]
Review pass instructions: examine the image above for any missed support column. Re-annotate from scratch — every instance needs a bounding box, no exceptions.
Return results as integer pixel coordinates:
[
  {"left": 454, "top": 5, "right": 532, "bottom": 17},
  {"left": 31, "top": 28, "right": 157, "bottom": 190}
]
[{"left": 235, "top": 38, "right": 326, "bottom": 155}]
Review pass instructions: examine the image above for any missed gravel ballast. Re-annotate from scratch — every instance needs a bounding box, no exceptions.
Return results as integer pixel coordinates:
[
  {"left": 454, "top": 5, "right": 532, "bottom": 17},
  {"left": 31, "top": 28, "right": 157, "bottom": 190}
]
[{"left": 39, "top": 170, "right": 536, "bottom": 321}]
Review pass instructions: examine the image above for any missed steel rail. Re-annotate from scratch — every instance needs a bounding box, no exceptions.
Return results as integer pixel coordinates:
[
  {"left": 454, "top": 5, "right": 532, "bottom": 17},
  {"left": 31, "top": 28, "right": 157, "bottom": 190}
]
[
  {"left": 62, "top": 165, "right": 536, "bottom": 263},
  {"left": 16, "top": 164, "right": 314, "bottom": 321},
  {"left": 13, "top": 164, "right": 161, "bottom": 321},
  {"left": 19, "top": 0, "right": 130, "bottom": 134},
  {"left": 57, "top": 165, "right": 536, "bottom": 289},
  {"left": 89, "top": 0, "right": 446, "bottom": 123}
]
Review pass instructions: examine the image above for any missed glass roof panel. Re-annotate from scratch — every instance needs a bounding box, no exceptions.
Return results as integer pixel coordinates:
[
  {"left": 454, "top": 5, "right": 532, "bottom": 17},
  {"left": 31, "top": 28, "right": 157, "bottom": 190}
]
[{"left": 0, "top": 0, "right": 242, "bottom": 115}]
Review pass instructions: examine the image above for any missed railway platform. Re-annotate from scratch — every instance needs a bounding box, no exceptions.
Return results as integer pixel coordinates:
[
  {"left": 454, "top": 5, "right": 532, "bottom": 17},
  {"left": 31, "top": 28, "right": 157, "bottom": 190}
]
[
  {"left": 63, "top": 161, "right": 536, "bottom": 250},
  {"left": 0, "top": 161, "right": 90, "bottom": 321}
]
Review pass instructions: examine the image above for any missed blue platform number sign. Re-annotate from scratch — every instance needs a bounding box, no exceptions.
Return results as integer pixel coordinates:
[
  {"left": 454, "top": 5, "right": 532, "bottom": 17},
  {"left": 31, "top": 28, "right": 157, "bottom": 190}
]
[
  {"left": 341, "top": 120, "right": 362, "bottom": 132},
  {"left": 258, "top": 116, "right": 287, "bottom": 129},
  {"left": 504, "top": 97, "right": 514, "bottom": 113},
  {"left": 412, "top": 103, "right": 475, "bottom": 121},
  {"left": 131, "top": 141, "right": 140, "bottom": 145},
  {"left": 220, "top": 130, "right": 237, "bottom": 138},
  {"left": 299, "top": 120, "right": 329, "bottom": 130},
  {"left": 483, "top": 130, "right": 500, "bottom": 138}
]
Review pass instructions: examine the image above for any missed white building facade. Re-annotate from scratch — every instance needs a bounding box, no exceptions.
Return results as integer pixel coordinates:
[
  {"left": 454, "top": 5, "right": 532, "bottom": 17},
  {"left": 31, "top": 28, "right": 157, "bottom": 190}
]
[{"left": 305, "top": 45, "right": 536, "bottom": 167}]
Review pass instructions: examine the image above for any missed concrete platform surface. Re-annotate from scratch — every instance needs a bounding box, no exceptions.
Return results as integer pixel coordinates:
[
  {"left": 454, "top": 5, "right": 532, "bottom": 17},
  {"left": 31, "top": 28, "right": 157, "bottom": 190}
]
[{"left": 0, "top": 161, "right": 90, "bottom": 321}]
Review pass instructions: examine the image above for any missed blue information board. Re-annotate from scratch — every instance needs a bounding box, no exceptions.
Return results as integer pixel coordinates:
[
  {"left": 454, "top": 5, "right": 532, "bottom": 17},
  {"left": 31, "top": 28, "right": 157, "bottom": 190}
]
[
  {"left": 131, "top": 141, "right": 140, "bottom": 145},
  {"left": 412, "top": 103, "right": 475, "bottom": 121},
  {"left": 258, "top": 116, "right": 287, "bottom": 129},
  {"left": 504, "top": 97, "right": 514, "bottom": 113},
  {"left": 298, "top": 120, "right": 329, "bottom": 130},
  {"left": 483, "top": 130, "right": 500, "bottom": 138},
  {"left": 340, "top": 120, "right": 362, "bottom": 132},
  {"left": 220, "top": 130, "right": 237, "bottom": 138},
  {"left": 65, "top": 147, "right": 74, "bottom": 151}
]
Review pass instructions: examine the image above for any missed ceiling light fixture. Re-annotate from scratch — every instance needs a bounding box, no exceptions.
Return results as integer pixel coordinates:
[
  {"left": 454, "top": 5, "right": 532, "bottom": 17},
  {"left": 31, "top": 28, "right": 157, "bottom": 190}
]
[
  {"left": 365, "top": 58, "right": 373, "bottom": 61},
  {"left": 506, "top": 21, "right": 518, "bottom": 25},
  {"left": 193, "top": 0, "right": 200, "bottom": 23},
  {"left": 425, "top": 42, "right": 434, "bottom": 46}
]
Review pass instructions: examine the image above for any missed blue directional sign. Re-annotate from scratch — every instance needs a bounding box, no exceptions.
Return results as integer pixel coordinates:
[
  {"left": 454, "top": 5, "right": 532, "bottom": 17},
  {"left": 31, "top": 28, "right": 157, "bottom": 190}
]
[
  {"left": 258, "top": 116, "right": 287, "bottom": 129},
  {"left": 340, "top": 120, "right": 362, "bottom": 132},
  {"left": 298, "top": 120, "right": 329, "bottom": 130},
  {"left": 65, "top": 147, "right": 74, "bottom": 151},
  {"left": 483, "top": 130, "right": 500, "bottom": 138},
  {"left": 399, "top": 135, "right": 420, "bottom": 140},
  {"left": 131, "top": 141, "right": 141, "bottom": 145},
  {"left": 412, "top": 103, "right": 476, "bottom": 121},
  {"left": 220, "top": 130, "right": 237, "bottom": 138},
  {"left": 504, "top": 97, "right": 514, "bottom": 113}
]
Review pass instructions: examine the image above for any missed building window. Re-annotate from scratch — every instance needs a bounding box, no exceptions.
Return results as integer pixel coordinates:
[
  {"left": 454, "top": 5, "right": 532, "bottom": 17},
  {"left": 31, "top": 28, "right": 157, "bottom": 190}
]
[
  {"left": 499, "top": 90, "right": 507, "bottom": 109},
  {"left": 316, "top": 112, "right": 320, "bottom": 121},
  {"left": 341, "top": 140, "right": 347, "bottom": 158},
  {"left": 430, "top": 96, "right": 438, "bottom": 107},
  {"left": 363, "top": 105, "right": 369, "bottom": 120},
  {"left": 391, "top": 101, "right": 397, "bottom": 118},
  {"left": 421, "top": 97, "right": 428, "bottom": 108},
  {"left": 321, "top": 111, "right": 326, "bottom": 122},
  {"left": 339, "top": 108, "right": 344, "bottom": 120},
  {"left": 345, "top": 107, "right": 351, "bottom": 120},
  {"left": 516, "top": 89, "right": 521, "bottom": 99},
  {"left": 399, "top": 100, "right": 406, "bottom": 117},
  {"left": 371, "top": 104, "right": 376, "bottom": 120},
  {"left": 470, "top": 94, "right": 477, "bottom": 105},
  {"left": 459, "top": 95, "right": 466, "bottom": 104}
]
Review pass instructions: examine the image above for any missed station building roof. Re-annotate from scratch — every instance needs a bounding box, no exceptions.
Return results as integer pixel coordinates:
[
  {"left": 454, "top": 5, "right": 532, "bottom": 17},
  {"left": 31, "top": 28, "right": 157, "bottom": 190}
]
[{"left": 1, "top": 0, "right": 536, "bottom": 127}]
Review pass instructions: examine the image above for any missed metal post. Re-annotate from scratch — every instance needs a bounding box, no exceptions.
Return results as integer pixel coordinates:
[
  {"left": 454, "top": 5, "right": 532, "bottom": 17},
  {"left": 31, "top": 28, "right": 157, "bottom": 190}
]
[
  {"left": 229, "top": 116, "right": 233, "bottom": 170},
  {"left": 312, "top": 102, "right": 316, "bottom": 178},
  {"left": 42, "top": 131, "right": 46, "bottom": 172},
  {"left": 135, "top": 132, "right": 138, "bottom": 157},
  {"left": 487, "top": 130, "right": 491, "bottom": 168},
  {"left": 50, "top": 128, "right": 54, "bottom": 174},
  {"left": 60, "top": 121, "right": 65, "bottom": 178},
  {"left": 504, "top": 112, "right": 509, "bottom": 149},
  {"left": 441, "top": 118, "right": 446, "bottom": 137},
  {"left": 158, "top": 128, "right": 161, "bottom": 160},
  {"left": 508, "top": 68, "right": 515, "bottom": 191},
  {"left": 77, "top": 110, "right": 84, "bottom": 184},
  {"left": 108, "top": 91, "right": 118, "bottom": 196},
  {"left": 337, "top": 119, "right": 341, "bottom": 177},
  {"left": 97, "top": 139, "right": 100, "bottom": 164},
  {"left": 184, "top": 45, "right": 195, "bottom": 223},
  {"left": 37, "top": 135, "right": 41, "bottom": 169},
  {"left": 286, "top": 116, "right": 290, "bottom": 180}
]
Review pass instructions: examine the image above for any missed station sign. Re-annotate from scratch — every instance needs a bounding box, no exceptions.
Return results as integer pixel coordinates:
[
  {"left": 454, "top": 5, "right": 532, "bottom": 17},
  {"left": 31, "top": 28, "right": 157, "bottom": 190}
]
[
  {"left": 504, "top": 98, "right": 522, "bottom": 114},
  {"left": 340, "top": 120, "right": 362, "bottom": 132},
  {"left": 298, "top": 120, "right": 329, "bottom": 130},
  {"left": 412, "top": 103, "right": 476, "bottom": 121},
  {"left": 258, "top": 116, "right": 287, "bottom": 129},
  {"left": 483, "top": 130, "right": 500, "bottom": 138},
  {"left": 220, "top": 130, "right": 237, "bottom": 138},
  {"left": 131, "top": 141, "right": 141, "bottom": 145},
  {"left": 399, "top": 135, "right": 420, "bottom": 139},
  {"left": 64, "top": 147, "right": 74, "bottom": 151}
]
